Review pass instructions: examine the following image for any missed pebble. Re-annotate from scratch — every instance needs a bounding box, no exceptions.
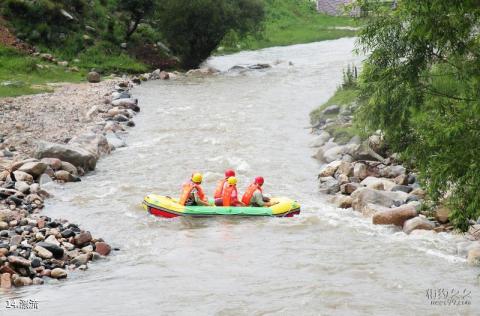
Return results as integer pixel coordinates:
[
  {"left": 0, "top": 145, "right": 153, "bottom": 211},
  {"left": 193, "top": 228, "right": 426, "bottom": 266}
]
[
  {"left": 74, "top": 231, "right": 92, "bottom": 246},
  {"left": 95, "top": 242, "right": 111, "bottom": 256},
  {"left": 13, "top": 276, "right": 33, "bottom": 287},
  {"left": 50, "top": 268, "right": 67, "bottom": 279},
  {"left": 34, "top": 245, "right": 53, "bottom": 259}
]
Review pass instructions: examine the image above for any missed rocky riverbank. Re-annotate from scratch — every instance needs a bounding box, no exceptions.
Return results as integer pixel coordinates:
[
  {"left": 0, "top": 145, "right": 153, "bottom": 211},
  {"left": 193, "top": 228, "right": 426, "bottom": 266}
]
[
  {"left": 0, "top": 69, "right": 177, "bottom": 289},
  {"left": 310, "top": 101, "right": 480, "bottom": 266}
]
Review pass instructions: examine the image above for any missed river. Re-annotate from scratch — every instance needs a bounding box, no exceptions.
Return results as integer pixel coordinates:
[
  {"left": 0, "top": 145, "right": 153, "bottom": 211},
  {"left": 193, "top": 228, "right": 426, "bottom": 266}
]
[{"left": 5, "top": 38, "right": 479, "bottom": 315}]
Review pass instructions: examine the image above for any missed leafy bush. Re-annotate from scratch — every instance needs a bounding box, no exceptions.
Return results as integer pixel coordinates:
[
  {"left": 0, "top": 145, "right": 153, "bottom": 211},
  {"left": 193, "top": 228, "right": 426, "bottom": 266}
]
[
  {"left": 355, "top": 0, "right": 480, "bottom": 230},
  {"left": 156, "top": 0, "right": 265, "bottom": 68}
]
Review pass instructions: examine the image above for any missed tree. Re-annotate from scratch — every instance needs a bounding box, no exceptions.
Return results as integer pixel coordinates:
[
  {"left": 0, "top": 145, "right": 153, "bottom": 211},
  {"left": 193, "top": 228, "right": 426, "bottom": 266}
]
[
  {"left": 117, "top": 0, "right": 157, "bottom": 41},
  {"left": 355, "top": 0, "right": 480, "bottom": 230},
  {"left": 156, "top": 0, "right": 264, "bottom": 69}
]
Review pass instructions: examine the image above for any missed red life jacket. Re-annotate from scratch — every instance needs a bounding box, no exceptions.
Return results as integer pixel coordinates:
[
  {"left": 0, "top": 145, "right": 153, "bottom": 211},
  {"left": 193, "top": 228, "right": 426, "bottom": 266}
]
[
  {"left": 179, "top": 182, "right": 206, "bottom": 206},
  {"left": 214, "top": 179, "right": 227, "bottom": 199},
  {"left": 241, "top": 183, "right": 262, "bottom": 205},
  {"left": 222, "top": 185, "right": 238, "bottom": 206}
]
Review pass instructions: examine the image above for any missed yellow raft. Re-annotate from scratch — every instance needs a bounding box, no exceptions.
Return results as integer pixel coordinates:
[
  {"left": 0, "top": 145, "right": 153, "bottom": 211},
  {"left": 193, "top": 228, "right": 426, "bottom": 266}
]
[{"left": 142, "top": 194, "right": 301, "bottom": 218}]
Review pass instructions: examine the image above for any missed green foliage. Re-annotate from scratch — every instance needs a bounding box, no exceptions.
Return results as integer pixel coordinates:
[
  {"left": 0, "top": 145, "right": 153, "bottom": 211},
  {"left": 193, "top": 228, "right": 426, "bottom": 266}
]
[
  {"left": 355, "top": 0, "right": 480, "bottom": 230},
  {"left": 220, "top": 0, "right": 360, "bottom": 53},
  {"left": 342, "top": 64, "right": 358, "bottom": 89},
  {"left": 75, "top": 42, "right": 148, "bottom": 73},
  {"left": 157, "top": 0, "right": 265, "bottom": 69},
  {"left": 0, "top": 45, "right": 83, "bottom": 97},
  {"left": 117, "top": 0, "right": 157, "bottom": 40}
]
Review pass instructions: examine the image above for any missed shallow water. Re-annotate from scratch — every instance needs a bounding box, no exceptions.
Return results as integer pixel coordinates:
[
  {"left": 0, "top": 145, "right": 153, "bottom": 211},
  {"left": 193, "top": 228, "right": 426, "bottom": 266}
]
[{"left": 3, "top": 38, "right": 479, "bottom": 315}]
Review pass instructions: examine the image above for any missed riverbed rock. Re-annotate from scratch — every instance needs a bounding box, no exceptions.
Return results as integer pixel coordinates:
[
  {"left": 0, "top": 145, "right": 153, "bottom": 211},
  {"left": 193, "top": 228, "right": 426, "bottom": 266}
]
[
  {"left": 332, "top": 195, "right": 353, "bottom": 209},
  {"left": 54, "top": 170, "right": 80, "bottom": 182},
  {"left": 8, "top": 255, "right": 31, "bottom": 267},
  {"left": 318, "top": 177, "right": 340, "bottom": 194},
  {"left": 322, "top": 105, "right": 340, "bottom": 115},
  {"left": 94, "top": 241, "right": 111, "bottom": 256},
  {"left": 40, "top": 158, "right": 62, "bottom": 170},
  {"left": 35, "top": 141, "right": 97, "bottom": 172},
  {"left": 18, "top": 162, "right": 47, "bottom": 177},
  {"left": 410, "top": 188, "right": 426, "bottom": 198},
  {"left": 360, "top": 177, "right": 396, "bottom": 191},
  {"left": 74, "top": 231, "right": 92, "bottom": 246},
  {"left": 391, "top": 185, "right": 413, "bottom": 193},
  {"left": 336, "top": 161, "right": 353, "bottom": 177},
  {"left": 87, "top": 71, "right": 100, "bottom": 83},
  {"left": 0, "top": 210, "right": 14, "bottom": 222},
  {"left": 340, "top": 183, "right": 360, "bottom": 195},
  {"left": 435, "top": 206, "right": 451, "bottom": 224},
  {"left": 50, "top": 268, "right": 67, "bottom": 279},
  {"left": 105, "top": 131, "right": 126, "bottom": 149},
  {"left": 380, "top": 165, "right": 406, "bottom": 178},
  {"left": 69, "top": 132, "right": 110, "bottom": 158},
  {"left": 351, "top": 188, "right": 409, "bottom": 213},
  {"left": 58, "top": 161, "right": 77, "bottom": 176},
  {"left": 111, "top": 98, "right": 140, "bottom": 112},
  {"left": 394, "top": 174, "right": 409, "bottom": 185},
  {"left": 353, "top": 163, "right": 368, "bottom": 180},
  {"left": 13, "top": 170, "right": 33, "bottom": 183},
  {"left": 468, "top": 224, "right": 480, "bottom": 240},
  {"left": 310, "top": 131, "right": 330, "bottom": 148},
  {"left": 72, "top": 253, "right": 89, "bottom": 266},
  {"left": 319, "top": 161, "right": 342, "bottom": 177},
  {"left": 403, "top": 216, "right": 435, "bottom": 234},
  {"left": 467, "top": 247, "right": 480, "bottom": 266},
  {"left": 34, "top": 245, "right": 53, "bottom": 259},
  {"left": 372, "top": 204, "right": 418, "bottom": 226},
  {"left": 15, "top": 181, "right": 30, "bottom": 194},
  {"left": 36, "top": 242, "right": 64, "bottom": 259},
  {"left": 1, "top": 273, "right": 11, "bottom": 288},
  {"left": 13, "top": 276, "right": 33, "bottom": 287}
]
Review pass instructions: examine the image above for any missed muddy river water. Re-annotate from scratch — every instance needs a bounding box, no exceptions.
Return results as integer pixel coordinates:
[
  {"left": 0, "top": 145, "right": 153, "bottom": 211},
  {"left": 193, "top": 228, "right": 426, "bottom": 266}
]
[{"left": 6, "top": 38, "right": 479, "bottom": 315}]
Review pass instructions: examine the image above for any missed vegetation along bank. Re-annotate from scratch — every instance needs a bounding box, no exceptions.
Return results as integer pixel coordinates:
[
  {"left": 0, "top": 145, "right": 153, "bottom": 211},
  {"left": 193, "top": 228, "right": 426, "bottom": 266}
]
[{"left": 309, "top": 0, "right": 480, "bottom": 267}]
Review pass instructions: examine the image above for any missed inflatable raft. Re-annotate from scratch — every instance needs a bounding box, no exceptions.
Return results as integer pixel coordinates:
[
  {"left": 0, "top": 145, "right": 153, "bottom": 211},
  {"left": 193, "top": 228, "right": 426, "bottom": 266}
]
[{"left": 142, "top": 194, "right": 301, "bottom": 218}]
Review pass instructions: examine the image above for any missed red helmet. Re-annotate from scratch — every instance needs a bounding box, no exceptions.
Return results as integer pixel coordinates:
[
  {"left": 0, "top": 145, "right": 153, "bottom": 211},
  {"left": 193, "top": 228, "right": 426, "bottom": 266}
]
[
  {"left": 254, "top": 176, "right": 264, "bottom": 185},
  {"left": 225, "top": 169, "right": 235, "bottom": 178}
]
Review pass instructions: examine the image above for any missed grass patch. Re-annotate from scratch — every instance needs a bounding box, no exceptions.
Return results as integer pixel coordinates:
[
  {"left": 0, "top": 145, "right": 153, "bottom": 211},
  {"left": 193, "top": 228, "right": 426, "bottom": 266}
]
[
  {"left": 220, "top": 0, "right": 361, "bottom": 53},
  {"left": 310, "top": 86, "right": 359, "bottom": 124},
  {"left": 0, "top": 45, "right": 84, "bottom": 97},
  {"left": 310, "top": 84, "right": 362, "bottom": 145}
]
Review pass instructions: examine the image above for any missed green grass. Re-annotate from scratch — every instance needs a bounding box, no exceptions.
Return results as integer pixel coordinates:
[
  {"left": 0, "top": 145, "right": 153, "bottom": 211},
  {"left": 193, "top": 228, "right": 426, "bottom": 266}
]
[
  {"left": 0, "top": 45, "right": 84, "bottom": 97},
  {"left": 310, "top": 85, "right": 359, "bottom": 124},
  {"left": 310, "top": 84, "right": 362, "bottom": 145},
  {"left": 219, "top": 0, "right": 361, "bottom": 53}
]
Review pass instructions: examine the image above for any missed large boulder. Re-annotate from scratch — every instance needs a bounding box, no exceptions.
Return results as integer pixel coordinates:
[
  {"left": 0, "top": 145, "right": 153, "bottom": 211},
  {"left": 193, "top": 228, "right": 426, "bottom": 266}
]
[
  {"left": 69, "top": 132, "right": 110, "bottom": 158},
  {"left": 372, "top": 204, "right": 418, "bottom": 226},
  {"left": 336, "top": 161, "right": 353, "bottom": 177},
  {"left": 35, "top": 141, "right": 97, "bottom": 171},
  {"left": 18, "top": 161, "right": 47, "bottom": 177},
  {"left": 351, "top": 188, "right": 409, "bottom": 213},
  {"left": 340, "top": 182, "right": 360, "bottom": 195},
  {"left": 403, "top": 216, "right": 435, "bottom": 234}
]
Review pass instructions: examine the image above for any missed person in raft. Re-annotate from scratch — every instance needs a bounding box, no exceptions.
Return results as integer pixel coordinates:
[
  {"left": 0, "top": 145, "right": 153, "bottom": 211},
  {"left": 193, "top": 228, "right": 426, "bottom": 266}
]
[
  {"left": 241, "top": 176, "right": 278, "bottom": 207},
  {"left": 222, "top": 176, "right": 246, "bottom": 207},
  {"left": 214, "top": 169, "right": 236, "bottom": 206},
  {"left": 179, "top": 173, "right": 210, "bottom": 206}
]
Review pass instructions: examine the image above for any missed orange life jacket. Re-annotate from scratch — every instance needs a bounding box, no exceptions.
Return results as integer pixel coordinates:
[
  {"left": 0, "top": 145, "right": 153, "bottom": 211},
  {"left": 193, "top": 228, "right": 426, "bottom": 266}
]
[
  {"left": 241, "top": 183, "right": 263, "bottom": 205},
  {"left": 222, "top": 185, "right": 238, "bottom": 206},
  {"left": 179, "top": 182, "right": 206, "bottom": 206},
  {"left": 214, "top": 179, "right": 227, "bottom": 199}
]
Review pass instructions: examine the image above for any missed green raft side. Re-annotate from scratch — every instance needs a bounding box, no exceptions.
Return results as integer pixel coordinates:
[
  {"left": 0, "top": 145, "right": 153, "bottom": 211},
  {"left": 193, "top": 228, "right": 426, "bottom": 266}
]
[{"left": 183, "top": 205, "right": 273, "bottom": 216}]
